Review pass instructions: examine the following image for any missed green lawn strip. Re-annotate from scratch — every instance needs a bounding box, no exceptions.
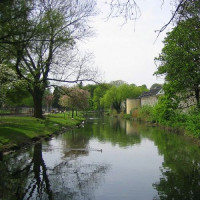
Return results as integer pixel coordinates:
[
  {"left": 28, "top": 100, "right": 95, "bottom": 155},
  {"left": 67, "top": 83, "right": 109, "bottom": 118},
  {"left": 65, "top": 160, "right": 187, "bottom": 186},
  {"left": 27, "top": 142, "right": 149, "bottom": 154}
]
[{"left": 0, "top": 113, "right": 84, "bottom": 151}]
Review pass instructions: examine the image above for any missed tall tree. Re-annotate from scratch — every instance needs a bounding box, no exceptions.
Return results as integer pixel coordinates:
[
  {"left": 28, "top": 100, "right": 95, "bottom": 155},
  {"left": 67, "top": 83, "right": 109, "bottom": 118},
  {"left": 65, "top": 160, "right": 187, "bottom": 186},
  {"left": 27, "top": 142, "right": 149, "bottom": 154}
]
[
  {"left": 0, "top": 0, "right": 97, "bottom": 118},
  {"left": 93, "top": 83, "right": 111, "bottom": 111},
  {"left": 83, "top": 84, "right": 99, "bottom": 110},
  {"left": 155, "top": 17, "right": 200, "bottom": 107}
]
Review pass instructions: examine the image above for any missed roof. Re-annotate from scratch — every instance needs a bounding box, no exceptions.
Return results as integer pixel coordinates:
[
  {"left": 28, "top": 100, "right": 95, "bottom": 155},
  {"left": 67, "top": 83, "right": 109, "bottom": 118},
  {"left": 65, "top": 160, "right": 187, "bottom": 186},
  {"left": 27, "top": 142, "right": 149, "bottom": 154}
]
[{"left": 139, "top": 87, "right": 162, "bottom": 98}]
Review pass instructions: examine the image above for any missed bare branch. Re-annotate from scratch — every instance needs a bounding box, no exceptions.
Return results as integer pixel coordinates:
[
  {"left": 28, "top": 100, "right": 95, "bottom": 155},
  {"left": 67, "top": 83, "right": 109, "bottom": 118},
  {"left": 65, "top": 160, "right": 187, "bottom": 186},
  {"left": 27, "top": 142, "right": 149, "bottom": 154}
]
[
  {"left": 108, "top": 0, "right": 141, "bottom": 23},
  {"left": 155, "top": 0, "right": 187, "bottom": 40}
]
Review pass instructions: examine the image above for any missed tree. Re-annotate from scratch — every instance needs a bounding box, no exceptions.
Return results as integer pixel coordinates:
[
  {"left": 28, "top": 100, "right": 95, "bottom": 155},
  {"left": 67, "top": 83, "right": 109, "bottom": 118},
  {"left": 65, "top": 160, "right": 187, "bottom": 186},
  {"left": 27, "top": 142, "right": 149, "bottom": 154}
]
[
  {"left": 83, "top": 84, "right": 99, "bottom": 110},
  {"left": 0, "top": 64, "right": 16, "bottom": 107},
  {"left": 44, "top": 91, "right": 54, "bottom": 113},
  {"left": 52, "top": 86, "right": 62, "bottom": 110},
  {"left": 155, "top": 17, "right": 200, "bottom": 107},
  {"left": 150, "top": 83, "right": 163, "bottom": 90},
  {"left": 93, "top": 83, "right": 111, "bottom": 111},
  {"left": 0, "top": 0, "right": 97, "bottom": 118},
  {"left": 59, "top": 86, "right": 90, "bottom": 118},
  {"left": 110, "top": 80, "right": 127, "bottom": 87},
  {"left": 0, "top": 63, "right": 33, "bottom": 107},
  {"left": 101, "top": 83, "right": 147, "bottom": 113}
]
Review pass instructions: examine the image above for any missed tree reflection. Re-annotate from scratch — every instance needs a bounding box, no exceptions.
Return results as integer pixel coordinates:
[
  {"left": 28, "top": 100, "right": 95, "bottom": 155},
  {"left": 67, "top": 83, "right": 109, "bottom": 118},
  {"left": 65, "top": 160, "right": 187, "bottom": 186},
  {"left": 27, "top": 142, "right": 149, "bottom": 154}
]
[
  {"left": 0, "top": 150, "right": 33, "bottom": 200},
  {"left": 153, "top": 163, "right": 200, "bottom": 200},
  {"left": 49, "top": 160, "right": 109, "bottom": 200},
  {"left": 82, "top": 116, "right": 142, "bottom": 147},
  {"left": 0, "top": 140, "right": 109, "bottom": 200},
  {"left": 1, "top": 116, "right": 200, "bottom": 199},
  {"left": 23, "top": 142, "right": 53, "bottom": 200},
  {"left": 138, "top": 126, "right": 200, "bottom": 200}
]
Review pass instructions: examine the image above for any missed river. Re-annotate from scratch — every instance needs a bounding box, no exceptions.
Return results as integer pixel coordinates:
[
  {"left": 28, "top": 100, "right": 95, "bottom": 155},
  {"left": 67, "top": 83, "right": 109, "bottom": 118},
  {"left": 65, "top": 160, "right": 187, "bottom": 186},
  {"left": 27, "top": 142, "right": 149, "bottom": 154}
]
[{"left": 0, "top": 115, "right": 200, "bottom": 200}]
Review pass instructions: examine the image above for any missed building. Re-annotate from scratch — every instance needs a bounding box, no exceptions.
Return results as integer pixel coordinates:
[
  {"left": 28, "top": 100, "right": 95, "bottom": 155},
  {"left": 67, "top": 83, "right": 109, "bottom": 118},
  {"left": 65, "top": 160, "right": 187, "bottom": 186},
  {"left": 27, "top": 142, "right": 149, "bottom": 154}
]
[
  {"left": 139, "top": 87, "right": 163, "bottom": 107},
  {"left": 126, "top": 87, "right": 163, "bottom": 114}
]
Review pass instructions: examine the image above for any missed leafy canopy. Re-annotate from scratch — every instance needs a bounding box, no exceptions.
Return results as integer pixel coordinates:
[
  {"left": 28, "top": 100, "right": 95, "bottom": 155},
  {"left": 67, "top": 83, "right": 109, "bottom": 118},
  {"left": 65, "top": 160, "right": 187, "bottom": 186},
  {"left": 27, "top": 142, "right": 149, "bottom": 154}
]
[{"left": 155, "top": 16, "right": 200, "bottom": 106}]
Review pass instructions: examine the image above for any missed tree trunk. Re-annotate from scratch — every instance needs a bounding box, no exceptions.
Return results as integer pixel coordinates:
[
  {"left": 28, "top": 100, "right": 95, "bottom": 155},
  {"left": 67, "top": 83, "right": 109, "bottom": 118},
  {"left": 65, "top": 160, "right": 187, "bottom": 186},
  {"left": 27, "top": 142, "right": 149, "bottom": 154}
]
[
  {"left": 113, "top": 102, "right": 121, "bottom": 114},
  {"left": 72, "top": 109, "right": 74, "bottom": 118},
  {"left": 33, "top": 143, "right": 53, "bottom": 199},
  {"left": 32, "top": 87, "right": 44, "bottom": 118},
  {"left": 195, "top": 87, "right": 200, "bottom": 108}
]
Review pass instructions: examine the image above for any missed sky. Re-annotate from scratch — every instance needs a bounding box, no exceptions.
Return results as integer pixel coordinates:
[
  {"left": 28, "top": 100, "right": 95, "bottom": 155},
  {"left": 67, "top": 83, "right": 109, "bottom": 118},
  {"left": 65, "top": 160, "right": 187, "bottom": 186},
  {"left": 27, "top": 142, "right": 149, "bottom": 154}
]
[{"left": 80, "top": 0, "right": 173, "bottom": 89}]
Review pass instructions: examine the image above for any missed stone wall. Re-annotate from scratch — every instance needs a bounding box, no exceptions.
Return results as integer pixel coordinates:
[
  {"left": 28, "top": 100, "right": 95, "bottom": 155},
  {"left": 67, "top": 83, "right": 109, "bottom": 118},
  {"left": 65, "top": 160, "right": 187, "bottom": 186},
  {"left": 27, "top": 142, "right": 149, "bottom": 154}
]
[
  {"left": 126, "top": 98, "right": 141, "bottom": 114},
  {"left": 179, "top": 95, "right": 197, "bottom": 112},
  {"left": 141, "top": 96, "right": 158, "bottom": 107}
]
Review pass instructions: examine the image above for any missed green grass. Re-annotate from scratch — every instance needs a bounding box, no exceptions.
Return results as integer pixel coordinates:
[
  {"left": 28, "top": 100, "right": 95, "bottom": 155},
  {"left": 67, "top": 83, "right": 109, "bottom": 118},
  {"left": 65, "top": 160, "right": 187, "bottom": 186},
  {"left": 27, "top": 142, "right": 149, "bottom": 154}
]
[
  {"left": 0, "top": 112, "right": 84, "bottom": 151},
  {"left": 0, "top": 110, "right": 11, "bottom": 114}
]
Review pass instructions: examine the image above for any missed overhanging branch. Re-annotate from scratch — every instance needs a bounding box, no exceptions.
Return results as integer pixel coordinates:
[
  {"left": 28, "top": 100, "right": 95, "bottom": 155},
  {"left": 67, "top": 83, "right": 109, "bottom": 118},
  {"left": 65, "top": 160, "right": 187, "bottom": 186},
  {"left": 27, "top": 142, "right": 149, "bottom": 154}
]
[{"left": 47, "top": 78, "right": 99, "bottom": 84}]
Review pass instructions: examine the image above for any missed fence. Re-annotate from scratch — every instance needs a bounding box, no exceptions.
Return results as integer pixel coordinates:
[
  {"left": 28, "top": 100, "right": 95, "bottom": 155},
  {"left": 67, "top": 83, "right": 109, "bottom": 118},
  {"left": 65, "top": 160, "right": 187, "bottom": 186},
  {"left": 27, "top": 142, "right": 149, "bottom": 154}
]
[{"left": 0, "top": 107, "right": 34, "bottom": 116}]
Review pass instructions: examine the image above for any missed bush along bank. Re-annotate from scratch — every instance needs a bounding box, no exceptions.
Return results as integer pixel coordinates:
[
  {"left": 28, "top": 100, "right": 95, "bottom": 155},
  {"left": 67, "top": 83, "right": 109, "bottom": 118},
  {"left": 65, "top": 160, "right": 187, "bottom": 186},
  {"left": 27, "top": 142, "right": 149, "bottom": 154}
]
[
  {"left": 129, "top": 104, "right": 200, "bottom": 139},
  {"left": 0, "top": 112, "right": 84, "bottom": 153}
]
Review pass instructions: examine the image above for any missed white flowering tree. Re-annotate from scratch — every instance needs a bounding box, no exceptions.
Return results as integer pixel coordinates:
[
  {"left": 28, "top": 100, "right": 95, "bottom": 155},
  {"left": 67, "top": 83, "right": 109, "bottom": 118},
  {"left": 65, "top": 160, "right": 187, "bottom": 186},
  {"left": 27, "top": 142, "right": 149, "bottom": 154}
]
[{"left": 0, "top": 64, "right": 17, "bottom": 107}]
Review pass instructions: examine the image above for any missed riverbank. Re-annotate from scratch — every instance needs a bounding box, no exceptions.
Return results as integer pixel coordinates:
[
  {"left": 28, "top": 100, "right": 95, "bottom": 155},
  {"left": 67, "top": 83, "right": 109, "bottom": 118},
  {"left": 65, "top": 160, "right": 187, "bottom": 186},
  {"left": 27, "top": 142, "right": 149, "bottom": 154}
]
[
  {"left": 123, "top": 106, "right": 200, "bottom": 140},
  {"left": 0, "top": 112, "right": 84, "bottom": 153},
  {"left": 122, "top": 114, "right": 200, "bottom": 147}
]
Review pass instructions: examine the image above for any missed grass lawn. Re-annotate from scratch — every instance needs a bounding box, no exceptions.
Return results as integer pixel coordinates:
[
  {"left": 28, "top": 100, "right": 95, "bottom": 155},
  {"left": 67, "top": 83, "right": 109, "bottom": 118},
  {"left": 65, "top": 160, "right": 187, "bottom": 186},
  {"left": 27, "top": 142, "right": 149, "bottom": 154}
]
[{"left": 0, "top": 112, "right": 84, "bottom": 152}]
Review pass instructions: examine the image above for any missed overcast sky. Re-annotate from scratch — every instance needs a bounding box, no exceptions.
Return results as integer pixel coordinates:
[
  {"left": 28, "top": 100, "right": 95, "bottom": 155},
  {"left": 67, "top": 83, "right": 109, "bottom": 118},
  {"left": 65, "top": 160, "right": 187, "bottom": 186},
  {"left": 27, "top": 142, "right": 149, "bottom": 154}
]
[{"left": 80, "top": 0, "right": 173, "bottom": 89}]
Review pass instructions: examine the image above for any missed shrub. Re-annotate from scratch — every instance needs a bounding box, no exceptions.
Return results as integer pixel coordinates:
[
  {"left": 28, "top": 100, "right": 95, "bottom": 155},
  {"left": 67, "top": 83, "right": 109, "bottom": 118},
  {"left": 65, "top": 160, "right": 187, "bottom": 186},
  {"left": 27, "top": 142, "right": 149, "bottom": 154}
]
[
  {"left": 138, "top": 105, "right": 154, "bottom": 122},
  {"left": 130, "top": 108, "right": 139, "bottom": 118},
  {"left": 185, "top": 109, "right": 200, "bottom": 138},
  {"left": 152, "top": 95, "right": 179, "bottom": 124},
  {"left": 123, "top": 114, "right": 132, "bottom": 119}
]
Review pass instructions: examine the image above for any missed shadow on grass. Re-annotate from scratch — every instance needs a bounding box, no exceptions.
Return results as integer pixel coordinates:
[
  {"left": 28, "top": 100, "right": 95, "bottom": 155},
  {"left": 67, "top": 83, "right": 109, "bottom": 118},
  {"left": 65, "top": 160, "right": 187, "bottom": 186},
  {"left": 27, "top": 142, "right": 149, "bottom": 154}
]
[{"left": 0, "top": 127, "right": 31, "bottom": 146}]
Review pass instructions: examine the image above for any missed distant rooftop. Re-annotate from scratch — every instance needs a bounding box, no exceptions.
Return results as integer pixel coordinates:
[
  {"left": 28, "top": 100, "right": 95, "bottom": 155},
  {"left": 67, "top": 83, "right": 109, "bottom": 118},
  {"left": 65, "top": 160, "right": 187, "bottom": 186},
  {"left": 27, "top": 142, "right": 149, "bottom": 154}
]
[{"left": 139, "top": 87, "right": 162, "bottom": 98}]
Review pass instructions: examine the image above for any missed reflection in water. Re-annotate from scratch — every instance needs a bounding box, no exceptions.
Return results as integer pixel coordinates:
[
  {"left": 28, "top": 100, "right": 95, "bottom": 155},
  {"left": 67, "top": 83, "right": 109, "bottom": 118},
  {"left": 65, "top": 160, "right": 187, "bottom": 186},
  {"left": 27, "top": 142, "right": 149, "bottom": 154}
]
[
  {"left": 24, "top": 143, "right": 53, "bottom": 200},
  {"left": 134, "top": 124, "right": 200, "bottom": 200},
  {"left": 0, "top": 139, "right": 109, "bottom": 200},
  {"left": 87, "top": 116, "right": 141, "bottom": 147},
  {"left": 0, "top": 115, "right": 200, "bottom": 199},
  {"left": 125, "top": 120, "right": 140, "bottom": 135},
  {"left": 150, "top": 130, "right": 200, "bottom": 200}
]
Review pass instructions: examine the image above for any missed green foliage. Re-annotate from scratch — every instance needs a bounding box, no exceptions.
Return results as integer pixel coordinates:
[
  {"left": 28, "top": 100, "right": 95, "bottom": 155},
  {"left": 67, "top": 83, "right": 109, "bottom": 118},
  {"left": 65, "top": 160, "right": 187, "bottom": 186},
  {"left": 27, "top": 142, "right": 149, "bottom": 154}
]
[
  {"left": 83, "top": 84, "right": 98, "bottom": 110},
  {"left": 150, "top": 83, "right": 163, "bottom": 90},
  {"left": 185, "top": 109, "right": 200, "bottom": 137},
  {"left": 123, "top": 114, "right": 132, "bottom": 119},
  {"left": 0, "top": 63, "right": 34, "bottom": 107},
  {"left": 101, "top": 83, "right": 148, "bottom": 113},
  {"left": 153, "top": 95, "right": 178, "bottom": 123},
  {"left": 138, "top": 94, "right": 186, "bottom": 125},
  {"left": 4, "top": 81, "right": 33, "bottom": 107},
  {"left": 93, "top": 83, "right": 111, "bottom": 111},
  {"left": 137, "top": 95, "right": 200, "bottom": 138},
  {"left": 138, "top": 105, "right": 154, "bottom": 121},
  {"left": 155, "top": 17, "right": 200, "bottom": 106}
]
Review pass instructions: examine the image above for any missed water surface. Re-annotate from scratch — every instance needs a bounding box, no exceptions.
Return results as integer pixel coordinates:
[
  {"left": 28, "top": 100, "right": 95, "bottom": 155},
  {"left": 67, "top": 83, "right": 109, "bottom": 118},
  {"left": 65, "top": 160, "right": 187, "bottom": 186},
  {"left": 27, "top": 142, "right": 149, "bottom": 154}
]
[{"left": 0, "top": 115, "right": 200, "bottom": 200}]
